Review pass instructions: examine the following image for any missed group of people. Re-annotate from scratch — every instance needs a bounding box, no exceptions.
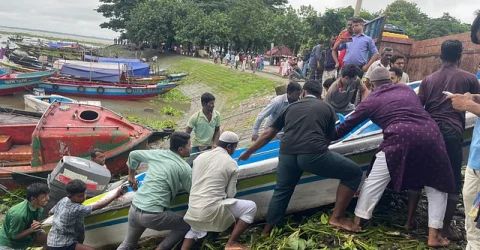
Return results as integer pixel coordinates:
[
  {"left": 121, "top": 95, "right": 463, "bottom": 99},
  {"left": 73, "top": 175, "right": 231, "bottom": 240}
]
[
  {"left": 1, "top": 12, "right": 480, "bottom": 250},
  {"left": 219, "top": 51, "right": 265, "bottom": 73},
  {"left": 245, "top": 14, "right": 480, "bottom": 248}
]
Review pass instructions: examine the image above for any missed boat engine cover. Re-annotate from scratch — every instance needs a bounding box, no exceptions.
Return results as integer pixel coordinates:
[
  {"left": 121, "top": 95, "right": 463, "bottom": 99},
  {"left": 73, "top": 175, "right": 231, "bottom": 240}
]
[{"left": 48, "top": 156, "right": 112, "bottom": 201}]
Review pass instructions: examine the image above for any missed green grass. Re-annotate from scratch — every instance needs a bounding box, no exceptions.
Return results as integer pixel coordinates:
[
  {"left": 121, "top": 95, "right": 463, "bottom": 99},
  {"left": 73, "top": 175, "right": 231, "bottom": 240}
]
[
  {"left": 126, "top": 116, "right": 177, "bottom": 129},
  {"left": 160, "top": 89, "right": 190, "bottom": 103},
  {"left": 160, "top": 105, "right": 183, "bottom": 117},
  {"left": 161, "top": 57, "right": 281, "bottom": 106}
]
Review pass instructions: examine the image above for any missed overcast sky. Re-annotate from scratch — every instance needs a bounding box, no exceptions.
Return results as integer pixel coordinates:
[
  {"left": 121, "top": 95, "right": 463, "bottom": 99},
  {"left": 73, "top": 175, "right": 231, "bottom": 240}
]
[{"left": 0, "top": 0, "right": 477, "bottom": 40}]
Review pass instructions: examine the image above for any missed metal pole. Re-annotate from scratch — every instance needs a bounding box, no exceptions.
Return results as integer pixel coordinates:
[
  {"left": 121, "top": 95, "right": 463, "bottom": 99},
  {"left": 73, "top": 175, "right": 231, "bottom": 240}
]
[{"left": 354, "top": 0, "right": 363, "bottom": 17}]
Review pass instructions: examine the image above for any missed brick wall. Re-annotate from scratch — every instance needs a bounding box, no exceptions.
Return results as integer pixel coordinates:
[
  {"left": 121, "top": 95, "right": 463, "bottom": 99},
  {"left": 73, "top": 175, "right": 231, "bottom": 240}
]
[{"left": 382, "top": 33, "right": 480, "bottom": 81}]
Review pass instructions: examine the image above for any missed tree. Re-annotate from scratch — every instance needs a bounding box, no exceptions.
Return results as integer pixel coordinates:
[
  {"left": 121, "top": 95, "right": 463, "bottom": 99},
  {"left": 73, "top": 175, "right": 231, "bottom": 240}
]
[
  {"left": 383, "top": 0, "right": 428, "bottom": 39},
  {"left": 126, "top": 0, "right": 178, "bottom": 47},
  {"left": 414, "top": 13, "right": 471, "bottom": 40},
  {"left": 96, "top": 0, "right": 145, "bottom": 32},
  {"left": 228, "top": 0, "right": 271, "bottom": 51},
  {"left": 270, "top": 6, "right": 303, "bottom": 54}
]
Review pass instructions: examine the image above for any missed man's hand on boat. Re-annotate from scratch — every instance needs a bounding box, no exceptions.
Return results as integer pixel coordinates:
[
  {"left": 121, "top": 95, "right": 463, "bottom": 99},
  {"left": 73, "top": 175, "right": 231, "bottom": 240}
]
[
  {"left": 447, "top": 92, "right": 480, "bottom": 114},
  {"left": 239, "top": 128, "right": 280, "bottom": 161},
  {"left": 128, "top": 176, "right": 138, "bottom": 191}
]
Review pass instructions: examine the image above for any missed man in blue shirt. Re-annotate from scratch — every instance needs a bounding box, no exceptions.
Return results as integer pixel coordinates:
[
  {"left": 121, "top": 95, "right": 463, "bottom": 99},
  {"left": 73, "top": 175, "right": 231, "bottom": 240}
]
[
  {"left": 447, "top": 93, "right": 480, "bottom": 249},
  {"left": 333, "top": 18, "right": 379, "bottom": 78},
  {"left": 251, "top": 82, "right": 302, "bottom": 141}
]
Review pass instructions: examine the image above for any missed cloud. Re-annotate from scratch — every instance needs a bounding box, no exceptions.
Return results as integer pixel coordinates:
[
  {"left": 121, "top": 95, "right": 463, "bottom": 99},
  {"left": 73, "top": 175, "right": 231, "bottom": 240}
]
[
  {"left": 0, "top": 0, "right": 476, "bottom": 40},
  {"left": 0, "top": 0, "right": 119, "bottom": 39},
  {"left": 289, "top": 0, "right": 478, "bottom": 24}
]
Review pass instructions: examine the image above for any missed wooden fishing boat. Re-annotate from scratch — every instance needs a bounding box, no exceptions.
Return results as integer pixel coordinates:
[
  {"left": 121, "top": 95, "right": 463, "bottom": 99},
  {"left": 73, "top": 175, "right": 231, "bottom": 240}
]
[
  {"left": 38, "top": 78, "right": 177, "bottom": 100},
  {"left": 168, "top": 73, "right": 188, "bottom": 82},
  {"left": 41, "top": 81, "right": 476, "bottom": 248},
  {"left": 0, "top": 69, "right": 56, "bottom": 96},
  {"left": 0, "top": 61, "right": 37, "bottom": 73},
  {"left": 0, "top": 102, "right": 153, "bottom": 189},
  {"left": 24, "top": 94, "right": 101, "bottom": 112}
]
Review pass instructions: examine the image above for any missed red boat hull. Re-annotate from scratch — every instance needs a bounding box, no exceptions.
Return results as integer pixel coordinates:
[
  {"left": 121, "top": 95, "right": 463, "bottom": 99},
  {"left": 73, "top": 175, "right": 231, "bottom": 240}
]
[
  {"left": 0, "top": 84, "right": 36, "bottom": 95},
  {"left": 0, "top": 103, "right": 152, "bottom": 190}
]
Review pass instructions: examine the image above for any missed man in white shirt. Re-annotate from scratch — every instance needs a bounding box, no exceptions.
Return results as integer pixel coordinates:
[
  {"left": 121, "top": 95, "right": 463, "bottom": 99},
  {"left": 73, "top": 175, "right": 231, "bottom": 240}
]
[
  {"left": 182, "top": 131, "right": 257, "bottom": 250},
  {"left": 365, "top": 47, "right": 393, "bottom": 88}
]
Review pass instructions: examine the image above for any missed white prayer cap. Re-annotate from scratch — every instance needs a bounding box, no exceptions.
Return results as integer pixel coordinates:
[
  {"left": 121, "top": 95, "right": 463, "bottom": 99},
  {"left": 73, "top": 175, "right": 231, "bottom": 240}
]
[{"left": 219, "top": 131, "right": 239, "bottom": 143}]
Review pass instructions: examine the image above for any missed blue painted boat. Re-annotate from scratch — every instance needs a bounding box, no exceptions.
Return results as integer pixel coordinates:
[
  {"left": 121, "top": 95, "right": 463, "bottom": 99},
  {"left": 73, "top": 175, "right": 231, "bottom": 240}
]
[
  {"left": 24, "top": 94, "right": 101, "bottom": 112},
  {"left": 37, "top": 78, "right": 177, "bottom": 100},
  {"left": 0, "top": 69, "right": 56, "bottom": 96},
  {"left": 43, "top": 80, "right": 475, "bottom": 247}
]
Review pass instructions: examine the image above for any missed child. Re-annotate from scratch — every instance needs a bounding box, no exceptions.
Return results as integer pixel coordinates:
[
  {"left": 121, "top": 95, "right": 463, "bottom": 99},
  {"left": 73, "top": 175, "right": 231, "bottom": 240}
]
[{"left": 47, "top": 180, "right": 124, "bottom": 250}]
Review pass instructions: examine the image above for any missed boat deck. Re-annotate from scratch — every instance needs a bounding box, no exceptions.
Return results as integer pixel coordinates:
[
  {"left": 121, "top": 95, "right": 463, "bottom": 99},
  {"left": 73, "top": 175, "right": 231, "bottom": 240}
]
[{"left": 0, "top": 109, "right": 40, "bottom": 125}]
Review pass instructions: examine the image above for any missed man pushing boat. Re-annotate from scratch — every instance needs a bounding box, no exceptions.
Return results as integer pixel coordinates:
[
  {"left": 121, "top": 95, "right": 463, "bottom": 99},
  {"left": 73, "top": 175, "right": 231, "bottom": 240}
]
[
  {"left": 117, "top": 132, "right": 193, "bottom": 250},
  {"left": 239, "top": 80, "right": 363, "bottom": 233},
  {"left": 181, "top": 131, "right": 257, "bottom": 250}
]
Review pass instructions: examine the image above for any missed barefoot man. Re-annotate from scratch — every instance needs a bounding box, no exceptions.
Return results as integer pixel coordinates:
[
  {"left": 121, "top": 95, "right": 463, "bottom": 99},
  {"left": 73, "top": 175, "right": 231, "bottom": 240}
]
[
  {"left": 239, "top": 80, "right": 363, "bottom": 233},
  {"left": 182, "top": 131, "right": 257, "bottom": 250}
]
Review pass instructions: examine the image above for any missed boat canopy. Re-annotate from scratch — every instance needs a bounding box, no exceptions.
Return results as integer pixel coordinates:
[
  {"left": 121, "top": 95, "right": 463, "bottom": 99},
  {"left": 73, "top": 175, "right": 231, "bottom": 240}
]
[
  {"left": 46, "top": 42, "right": 78, "bottom": 49},
  {"left": 84, "top": 55, "right": 141, "bottom": 63},
  {"left": 54, "top": 60, "right": 150, "bottom": 81}
]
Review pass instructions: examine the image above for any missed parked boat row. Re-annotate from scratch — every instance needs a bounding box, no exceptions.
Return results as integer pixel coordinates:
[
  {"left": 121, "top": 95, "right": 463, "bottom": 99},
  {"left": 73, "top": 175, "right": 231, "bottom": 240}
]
[{"left": 0, "top": 55, "right": 188, "bottom": 100}]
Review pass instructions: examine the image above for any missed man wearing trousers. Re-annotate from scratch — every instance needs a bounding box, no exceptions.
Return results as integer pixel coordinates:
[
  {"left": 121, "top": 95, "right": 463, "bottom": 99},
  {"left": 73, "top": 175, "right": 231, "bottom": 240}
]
[
  {"left": 239, "top": 80, "right": 363, "bottom": 234},
  {"left": 118, "top": 132, "right": 193, "bottom": 250}
]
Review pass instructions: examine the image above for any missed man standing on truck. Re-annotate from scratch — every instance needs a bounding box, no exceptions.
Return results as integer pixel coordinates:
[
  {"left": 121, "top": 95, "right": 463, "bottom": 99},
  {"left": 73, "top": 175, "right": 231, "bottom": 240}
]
[{"left": 333, "top": 18, "right": 379, "bottom": 78}]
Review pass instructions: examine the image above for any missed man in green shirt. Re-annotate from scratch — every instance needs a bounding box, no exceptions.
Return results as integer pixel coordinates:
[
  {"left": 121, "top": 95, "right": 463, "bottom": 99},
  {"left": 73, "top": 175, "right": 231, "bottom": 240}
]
[
  {"left": 186, "top": 92, "right": 221, "bottom": 153},
  {"left": 118, "top": 132, "right": 193, "bottom": 250},
  {"left": 0, "top": 183, "right": 50, "bottom": 250}
]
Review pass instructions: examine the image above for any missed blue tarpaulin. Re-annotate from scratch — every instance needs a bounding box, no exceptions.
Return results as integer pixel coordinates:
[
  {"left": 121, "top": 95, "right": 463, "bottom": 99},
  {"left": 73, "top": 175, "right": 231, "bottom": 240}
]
[
  {"left": 83, "top": 55, "right": 141, "bottom": 63},
  {"left": 46, "top": 42, "right": 76, "bottom": 49},
  {"left": 60, "top": 64, "right": 121, "bottom": 82}
]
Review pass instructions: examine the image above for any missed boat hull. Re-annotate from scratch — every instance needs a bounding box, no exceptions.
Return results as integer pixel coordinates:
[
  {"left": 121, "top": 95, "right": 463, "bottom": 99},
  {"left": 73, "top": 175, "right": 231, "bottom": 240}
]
[
  {"left": 43, "top": 125, "right": 474, "bottom": 248},
  {"left": 38, "top": 80, "right": 177, "bottom": 100},
  {"left": 0, "top": 70, "right": 56, "bottom": 96},
  {"left": 0, "top": 103, "right": 153, "bottom": 189},
  {"left": 23, "top": 94, "right": 101, "bottom": 112}
]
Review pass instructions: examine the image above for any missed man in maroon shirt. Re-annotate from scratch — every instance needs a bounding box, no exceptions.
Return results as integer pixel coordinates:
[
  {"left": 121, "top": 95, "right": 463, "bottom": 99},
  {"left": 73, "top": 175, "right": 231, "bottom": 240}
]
[{"left": 411, "top": 40, "right": 480, "bottom": 239}]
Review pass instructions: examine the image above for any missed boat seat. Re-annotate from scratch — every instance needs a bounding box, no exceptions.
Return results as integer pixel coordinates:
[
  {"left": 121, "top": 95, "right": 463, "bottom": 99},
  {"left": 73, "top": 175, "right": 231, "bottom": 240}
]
[
  {"left": 0, "top": 135, "right": 12, "bottom": 152},
  {"left": 0, "top": 144, "right": 32, "bottom": 166}
]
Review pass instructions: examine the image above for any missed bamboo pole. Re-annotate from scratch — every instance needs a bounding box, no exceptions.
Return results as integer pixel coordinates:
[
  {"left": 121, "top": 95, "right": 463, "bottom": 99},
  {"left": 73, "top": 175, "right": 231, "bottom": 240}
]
[{"left": 354, "top": 0, "right": 363, "bottom": 17}]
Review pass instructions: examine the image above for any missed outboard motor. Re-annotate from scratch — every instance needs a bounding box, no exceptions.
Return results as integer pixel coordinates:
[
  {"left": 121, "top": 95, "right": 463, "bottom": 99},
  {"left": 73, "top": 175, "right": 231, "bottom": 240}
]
[{"left": 43, "top": 156, "right": 111, "bottom": 218}]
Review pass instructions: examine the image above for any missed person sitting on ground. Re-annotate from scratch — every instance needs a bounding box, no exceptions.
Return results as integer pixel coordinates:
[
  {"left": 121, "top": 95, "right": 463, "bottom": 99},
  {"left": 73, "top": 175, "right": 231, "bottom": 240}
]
[
  {"left": 289, "top": 63, "right": 304, "bottom": 80},
  {"left": 389, "top": 67, "right": 403, "bottom": 84},
  {"left": 47, "top": 180, "right": 124, "bottom": 250},
  {"left": 0, "top": 183, "right": 50, "bottom": 250},
  {"left": 186, "top": 92, "right": 221, "bottom": 153},
  {"left": 324, "top": 64, "right": 369, "bottom": 116},
  {"left": 323, "top": 78, "right": 336, "bottom": 94},
  {"left": 117, "top": 132, "right": 193, "bottom": 250},
  {"left": 390, "top": 54, "right": 410, "bottom": 83},
  {"left": 252, "top": 82, "right": 302, "bottom": 141},
  {"left": 90, "top": 149, "right": 106, "bottom": 168},
  {"left": 334, "top": 67, "right": 455, "bottom": 248},
  {"left": 239, "top": 80, "right": 364, "bottom": 233},
  {"left": 182, "top": 131, "right": 257, "bottom": 250}
]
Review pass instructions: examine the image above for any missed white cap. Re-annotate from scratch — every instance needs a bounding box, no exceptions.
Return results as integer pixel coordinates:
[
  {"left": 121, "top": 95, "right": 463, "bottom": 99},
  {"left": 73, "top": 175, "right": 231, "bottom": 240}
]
[{"left": 219, "top": 131, "right": 239, "bottom": 143}]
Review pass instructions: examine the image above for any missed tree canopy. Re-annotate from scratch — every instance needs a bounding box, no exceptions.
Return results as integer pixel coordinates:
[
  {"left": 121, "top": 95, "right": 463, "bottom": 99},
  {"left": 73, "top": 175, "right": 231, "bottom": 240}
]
[{"left": 96, "top": 0, "right": 472, "bottom": 53}]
